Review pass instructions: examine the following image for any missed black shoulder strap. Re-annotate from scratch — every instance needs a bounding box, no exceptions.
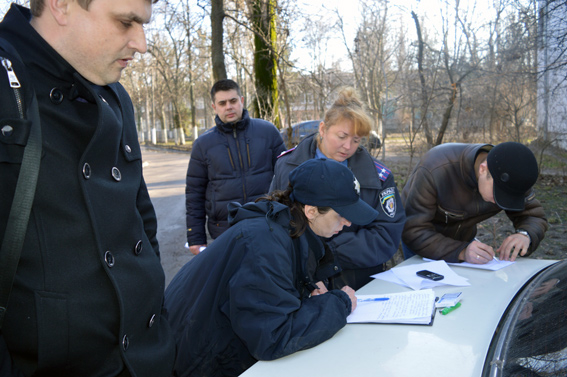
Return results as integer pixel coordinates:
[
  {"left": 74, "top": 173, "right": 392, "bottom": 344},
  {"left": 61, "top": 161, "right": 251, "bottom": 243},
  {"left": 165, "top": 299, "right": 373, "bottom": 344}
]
[{"left": 0, "top": 38, "right": 42, "bottom": 329}]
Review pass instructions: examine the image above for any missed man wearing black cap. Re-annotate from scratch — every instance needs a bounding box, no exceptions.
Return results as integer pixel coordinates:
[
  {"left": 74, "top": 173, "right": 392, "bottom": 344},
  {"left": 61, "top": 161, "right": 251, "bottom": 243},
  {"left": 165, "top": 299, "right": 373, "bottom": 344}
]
[{"left": 401, "top": 142, "right": 548, "bottom": 264}]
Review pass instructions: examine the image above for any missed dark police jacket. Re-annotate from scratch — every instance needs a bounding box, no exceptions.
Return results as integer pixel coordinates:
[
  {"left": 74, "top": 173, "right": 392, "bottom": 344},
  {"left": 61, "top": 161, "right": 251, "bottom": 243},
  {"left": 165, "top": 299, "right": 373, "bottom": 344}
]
[
  {"left": 165, "top": 200, "right": 351, "bottom": 377},
  {"left": 0, "top": 5, "right": 175, "bottom": 376},
  {"left": 401, "top": 143, "right": 548, "bottom": 262},
  {"left": 269, "top": 133, "right": 406, "bottom": 290},
  {"left": 185, "top": 109, "right": 285, "bottom": 244}
]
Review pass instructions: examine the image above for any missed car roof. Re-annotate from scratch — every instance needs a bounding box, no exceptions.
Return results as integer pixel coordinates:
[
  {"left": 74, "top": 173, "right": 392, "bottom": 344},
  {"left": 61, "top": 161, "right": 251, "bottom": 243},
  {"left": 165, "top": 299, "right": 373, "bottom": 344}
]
[{"left": 241, "top": 257, "right": 558, "bottom": 377}]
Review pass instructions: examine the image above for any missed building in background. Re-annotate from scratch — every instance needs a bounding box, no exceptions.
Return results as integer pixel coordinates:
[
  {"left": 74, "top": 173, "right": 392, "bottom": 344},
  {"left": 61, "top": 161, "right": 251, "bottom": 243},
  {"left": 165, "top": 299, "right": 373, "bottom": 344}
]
[{"left": 538, "top": 0, "right": 567, "bottom": 150}]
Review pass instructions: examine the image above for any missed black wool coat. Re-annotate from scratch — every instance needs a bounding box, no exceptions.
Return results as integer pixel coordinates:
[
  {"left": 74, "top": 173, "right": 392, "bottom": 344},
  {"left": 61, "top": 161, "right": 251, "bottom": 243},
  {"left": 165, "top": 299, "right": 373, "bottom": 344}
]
[{"left": 0, "top": 5, "right": 175, "bottom": 377}]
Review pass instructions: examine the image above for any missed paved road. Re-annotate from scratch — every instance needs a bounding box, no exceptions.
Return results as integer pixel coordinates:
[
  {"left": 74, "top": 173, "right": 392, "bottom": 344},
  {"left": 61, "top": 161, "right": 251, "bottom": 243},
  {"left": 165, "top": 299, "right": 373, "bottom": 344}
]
[{"left": 141, "top": 147, "right": 193, "bottom": 287}]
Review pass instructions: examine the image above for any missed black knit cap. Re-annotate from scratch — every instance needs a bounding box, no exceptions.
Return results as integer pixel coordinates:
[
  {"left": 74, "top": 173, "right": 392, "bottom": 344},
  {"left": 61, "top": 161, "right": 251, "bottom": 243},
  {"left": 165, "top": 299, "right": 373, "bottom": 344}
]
[{"left": 487, "top": 142, "right": 538, "bottom": 211}]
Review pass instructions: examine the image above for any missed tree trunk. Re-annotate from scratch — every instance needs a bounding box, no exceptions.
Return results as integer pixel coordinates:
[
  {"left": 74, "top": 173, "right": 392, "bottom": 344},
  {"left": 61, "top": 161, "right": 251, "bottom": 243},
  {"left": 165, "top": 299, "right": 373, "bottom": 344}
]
[
  {"left": 411, "top": 11, "right": 433, "bottom": 147},
  {"left": 435, "top": 83, "right": 458, "bottom": 145},
  {"left": 211, "top": 0, "right": 227, "bottom": 82},
  {"left": 250, "top": 0, "right": 279, "bottom": 126}
]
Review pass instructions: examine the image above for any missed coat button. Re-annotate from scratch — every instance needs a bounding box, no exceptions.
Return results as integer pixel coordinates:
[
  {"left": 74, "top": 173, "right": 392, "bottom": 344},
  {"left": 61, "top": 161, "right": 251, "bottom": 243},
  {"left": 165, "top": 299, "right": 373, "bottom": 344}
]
[
  {"left": 104, "top": 251, "right": 115, "bottom": 267},
  {"left": 134, "top": 240, "right": 143, "bottom": 255},
  {"left": 122, "top": 334, "right": 129, "bottom": 351},
  {"left": 125, "top": 145, "right": 132, "bottom": 153},
  {"left": 111, "top": 167, "right": 122, "bottom": 181},
  {"left": 1, "top": 125, "right": 13, "bottom": 137},
  {"left": 49, "top": 88, "right": 64, "bottom": 104},
  {"left": 82, "top": 163, "right": 91, "bottom": 179},
  {"left": 148, "top": 314, "right": 156, "bottom": 328}
]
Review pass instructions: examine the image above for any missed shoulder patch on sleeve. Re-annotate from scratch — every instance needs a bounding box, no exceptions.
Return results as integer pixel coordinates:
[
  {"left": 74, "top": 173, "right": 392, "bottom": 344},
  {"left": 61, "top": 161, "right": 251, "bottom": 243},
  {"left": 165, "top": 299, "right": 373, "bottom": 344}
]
[
  {"left": 380, "top": 187, "right": 397, "bottom": 218},
  {"left": 374, "top": 161, "right": 391, "bottom": 181},
  {"left": 278, "top": 147, "right": 296, "bottom": 158}
]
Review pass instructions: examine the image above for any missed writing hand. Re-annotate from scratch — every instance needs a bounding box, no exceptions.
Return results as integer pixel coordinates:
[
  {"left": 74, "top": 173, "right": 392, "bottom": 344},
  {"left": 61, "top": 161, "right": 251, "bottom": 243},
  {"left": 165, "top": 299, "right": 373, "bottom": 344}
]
[{"left": 461, "top": 239, "right": 495, "bottom": 264}]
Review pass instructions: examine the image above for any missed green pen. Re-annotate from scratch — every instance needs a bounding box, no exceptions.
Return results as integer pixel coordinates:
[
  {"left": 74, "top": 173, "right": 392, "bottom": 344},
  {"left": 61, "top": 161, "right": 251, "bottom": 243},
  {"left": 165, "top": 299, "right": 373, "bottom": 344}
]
[{"left": 441, "top": 302, "right": 461, "bottom": 315}]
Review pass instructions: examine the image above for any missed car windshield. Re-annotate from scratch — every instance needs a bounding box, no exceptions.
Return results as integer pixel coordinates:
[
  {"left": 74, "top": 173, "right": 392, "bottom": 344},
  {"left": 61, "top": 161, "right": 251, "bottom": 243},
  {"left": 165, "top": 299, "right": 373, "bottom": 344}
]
[{"left": 484, "top": 259, "right": 567, "bottom": 377}]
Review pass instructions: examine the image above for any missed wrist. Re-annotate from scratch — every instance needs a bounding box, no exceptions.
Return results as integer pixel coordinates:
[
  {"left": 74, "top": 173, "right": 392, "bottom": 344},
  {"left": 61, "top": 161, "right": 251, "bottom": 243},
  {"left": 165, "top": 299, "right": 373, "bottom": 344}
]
[{"left": 515, "top": 229, "right": 531, "bottom": 244}]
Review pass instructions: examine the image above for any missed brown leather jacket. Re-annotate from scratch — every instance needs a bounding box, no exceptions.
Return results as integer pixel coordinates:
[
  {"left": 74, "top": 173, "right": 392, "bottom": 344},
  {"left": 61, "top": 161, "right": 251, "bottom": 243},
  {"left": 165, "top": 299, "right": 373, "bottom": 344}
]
[{"left": 401, "top": 143, "right": 548, "bottom": 262}]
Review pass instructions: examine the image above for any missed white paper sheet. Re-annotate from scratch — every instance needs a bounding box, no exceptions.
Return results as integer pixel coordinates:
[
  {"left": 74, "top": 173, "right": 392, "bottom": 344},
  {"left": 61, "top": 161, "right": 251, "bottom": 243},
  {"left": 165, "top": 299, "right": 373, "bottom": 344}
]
[
  {"left": 423, "top": 257, "right": 514, "bottom": 271},
  {"left": 347, "top": 289, "right": 436, "bottom": 325},
  {"left": 372, "top": 260, "right": 470, "bottom": 290}
]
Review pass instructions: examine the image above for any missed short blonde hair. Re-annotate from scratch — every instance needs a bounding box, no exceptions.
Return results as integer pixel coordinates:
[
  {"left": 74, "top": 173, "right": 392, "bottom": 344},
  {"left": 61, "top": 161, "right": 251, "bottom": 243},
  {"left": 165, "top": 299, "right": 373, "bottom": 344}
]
[
  {"left": 322, "top": 87, "right": 373, "bottom": 138},
  {"left": 30, "top": 0, "right": 158, "bottom": 17}
]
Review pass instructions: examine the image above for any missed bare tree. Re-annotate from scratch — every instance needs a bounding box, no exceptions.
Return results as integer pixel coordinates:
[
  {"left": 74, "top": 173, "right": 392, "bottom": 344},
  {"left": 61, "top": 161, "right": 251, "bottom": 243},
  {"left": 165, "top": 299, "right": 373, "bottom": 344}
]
[
  {"left": 248, "top": 0, "right": 280, "bottom": 125},
  {"left": 411, "top": 10, "right": 435, "bottom": 147},
  {"left": 211, "top": 0, "right": 228, "bottom": 81}
]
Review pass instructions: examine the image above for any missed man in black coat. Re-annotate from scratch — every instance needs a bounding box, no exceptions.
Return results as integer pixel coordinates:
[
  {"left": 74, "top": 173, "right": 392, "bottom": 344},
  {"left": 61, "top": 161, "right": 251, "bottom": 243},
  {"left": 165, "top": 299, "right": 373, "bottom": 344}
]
[
  {"left": 0, "top": 1, "right": 175, "bottom": 376},
  {"left": 185, "top": 79, "right": 285, "bottom": 255}
]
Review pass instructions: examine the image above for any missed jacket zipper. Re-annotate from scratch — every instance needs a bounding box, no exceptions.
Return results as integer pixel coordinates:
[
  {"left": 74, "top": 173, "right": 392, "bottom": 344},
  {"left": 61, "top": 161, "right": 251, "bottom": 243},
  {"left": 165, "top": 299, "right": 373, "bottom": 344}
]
[
  {"left": 246, "top": 143, "right": 251, "bottom": 166},
  {"left": 1, "top": 57, "right": 24, "bottom": 118},
  {"left": 233, "top": 128, "right": 247, "bottom": 201},
  {"left": 226, "top": 147, "right": 235, "bottom": 169}
]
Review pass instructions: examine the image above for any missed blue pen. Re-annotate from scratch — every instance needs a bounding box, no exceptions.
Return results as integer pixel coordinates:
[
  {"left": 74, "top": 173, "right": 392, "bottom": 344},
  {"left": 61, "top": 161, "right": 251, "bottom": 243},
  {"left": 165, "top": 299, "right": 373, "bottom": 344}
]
[{"left": 357, "top": 297, "right": 390, "bottom": 302}]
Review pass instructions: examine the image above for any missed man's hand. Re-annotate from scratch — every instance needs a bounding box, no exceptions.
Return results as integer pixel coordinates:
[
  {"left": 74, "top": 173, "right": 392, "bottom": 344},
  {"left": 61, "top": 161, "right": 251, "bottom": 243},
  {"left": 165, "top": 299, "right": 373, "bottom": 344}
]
[
  {"left": 189, "top": 244, "right": 206, "bottom": 256},
  {"left": 341, "top": 286, "right": 357, "bottom": 313},
  {"left": 459, "top": 239, "right": 495, "bottom": 264},
  {"left": 497, "top": 233, "right": 530, "bottom": 261}
]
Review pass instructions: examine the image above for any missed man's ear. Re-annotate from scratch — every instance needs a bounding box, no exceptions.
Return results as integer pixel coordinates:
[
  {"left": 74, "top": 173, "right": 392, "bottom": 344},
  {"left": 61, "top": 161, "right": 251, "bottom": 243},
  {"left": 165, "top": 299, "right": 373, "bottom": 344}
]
[
  {"left": 47, "top": 0, "right": 71, "bottom": 26},
  {"left": 479, "top": 161, "right": 489, "bottom": 176},
  {"left": 303, "top": 205, "right": 319, "bottom": 221}
]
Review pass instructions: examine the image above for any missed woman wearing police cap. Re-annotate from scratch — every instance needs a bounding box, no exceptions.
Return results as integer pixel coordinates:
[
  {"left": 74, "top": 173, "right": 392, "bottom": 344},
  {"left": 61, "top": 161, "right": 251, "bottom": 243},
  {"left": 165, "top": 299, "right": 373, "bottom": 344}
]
[
  {"left": 164, "top": 159, "right": 379, "bottom": 377},
  {"left": 270, "top": 88, "right": 406, "bottom": 291}
]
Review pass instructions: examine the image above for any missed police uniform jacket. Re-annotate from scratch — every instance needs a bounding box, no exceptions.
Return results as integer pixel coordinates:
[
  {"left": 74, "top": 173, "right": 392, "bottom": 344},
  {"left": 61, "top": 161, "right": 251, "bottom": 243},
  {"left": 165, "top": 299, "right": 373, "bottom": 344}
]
[
  {"left": 0, "top": 5, "right": 175, "bottom": 376},
  {"left": 165, "top": 200, "right": 351, "bottom": 377},
  {"left": 185, "top": 109, "right": 285, "bottom": 244},
  {"left": 401, "top": 143, "right": 548, "bottom": 262},
  {"left": 269, "top": 133, "right": 406, "bottom": 290}
]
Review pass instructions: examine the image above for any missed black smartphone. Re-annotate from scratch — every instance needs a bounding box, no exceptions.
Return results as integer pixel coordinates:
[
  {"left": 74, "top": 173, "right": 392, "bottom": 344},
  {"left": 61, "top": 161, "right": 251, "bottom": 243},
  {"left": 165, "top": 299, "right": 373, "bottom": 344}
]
[{"left": 416, "top": 270, "right": 444, "bottom": 281}]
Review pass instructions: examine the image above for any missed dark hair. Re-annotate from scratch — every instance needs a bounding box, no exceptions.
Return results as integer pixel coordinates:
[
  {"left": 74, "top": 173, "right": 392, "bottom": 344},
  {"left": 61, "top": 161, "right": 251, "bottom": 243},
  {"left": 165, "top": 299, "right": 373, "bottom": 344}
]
[
  {"left": 258, "top": 186, "right": 331, "bottom": 238},
  {"left": 210, "top": 79, "right": 242, "bottom": 102}
]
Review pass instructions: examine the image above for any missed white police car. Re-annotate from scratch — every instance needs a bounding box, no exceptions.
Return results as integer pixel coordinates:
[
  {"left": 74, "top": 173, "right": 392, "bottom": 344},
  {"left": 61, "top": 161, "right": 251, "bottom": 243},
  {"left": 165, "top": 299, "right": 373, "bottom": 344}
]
[{"left": 241, "top": 257, "right": 565, "bottom": 377}]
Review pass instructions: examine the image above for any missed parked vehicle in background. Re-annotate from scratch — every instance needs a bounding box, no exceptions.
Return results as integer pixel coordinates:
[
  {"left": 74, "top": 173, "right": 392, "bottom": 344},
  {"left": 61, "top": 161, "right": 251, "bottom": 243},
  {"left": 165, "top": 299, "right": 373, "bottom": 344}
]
[
  {"left": 280, "top": 120, "right": 320, "bottom": 147},
  {"left": 281, "top": 120, "right": 381, "bottom": 153},
  {"left": 365, "top": 130, "right": 381, "bottom": 151}
]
